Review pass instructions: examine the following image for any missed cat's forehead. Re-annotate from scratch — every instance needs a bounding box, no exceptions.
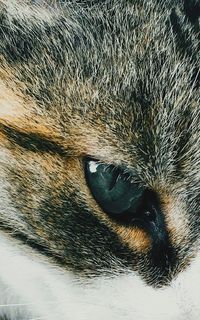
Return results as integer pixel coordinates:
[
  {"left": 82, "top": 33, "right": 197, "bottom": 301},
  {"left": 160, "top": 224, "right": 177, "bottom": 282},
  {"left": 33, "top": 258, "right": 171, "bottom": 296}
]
[{"left": 1, "top": 1, "right": 198, "bottom": 108}]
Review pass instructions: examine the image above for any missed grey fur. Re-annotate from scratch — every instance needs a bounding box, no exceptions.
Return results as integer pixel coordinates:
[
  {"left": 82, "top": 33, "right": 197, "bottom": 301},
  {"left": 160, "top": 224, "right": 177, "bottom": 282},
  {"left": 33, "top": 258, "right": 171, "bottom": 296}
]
[{"left": 0, "top": 0, "right": 199, "bottom": 289}]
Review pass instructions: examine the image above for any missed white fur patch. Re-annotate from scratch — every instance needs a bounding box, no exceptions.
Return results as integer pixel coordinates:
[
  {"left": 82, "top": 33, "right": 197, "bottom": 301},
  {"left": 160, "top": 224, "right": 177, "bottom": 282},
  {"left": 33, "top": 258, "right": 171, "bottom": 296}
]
[
  {"left": 0, "top": 233, "right": 200, "bottom": 320},
  {"left": 1, "top": 0, "right": 57, "bottom": 25}
]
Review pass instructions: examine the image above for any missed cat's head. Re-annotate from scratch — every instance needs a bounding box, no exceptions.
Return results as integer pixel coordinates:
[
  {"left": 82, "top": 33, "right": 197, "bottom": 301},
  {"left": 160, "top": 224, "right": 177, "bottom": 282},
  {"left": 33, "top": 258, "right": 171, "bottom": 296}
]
[{"left": 0, "top": 0, "right": 199, "bottom": 287}]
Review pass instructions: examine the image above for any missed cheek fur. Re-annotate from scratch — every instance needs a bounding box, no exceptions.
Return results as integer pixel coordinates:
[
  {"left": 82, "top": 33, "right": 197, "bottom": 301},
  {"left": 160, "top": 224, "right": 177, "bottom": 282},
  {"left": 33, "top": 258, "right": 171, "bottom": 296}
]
[{"left": 0, "top": 233, "right": 200, "bottom": 320}]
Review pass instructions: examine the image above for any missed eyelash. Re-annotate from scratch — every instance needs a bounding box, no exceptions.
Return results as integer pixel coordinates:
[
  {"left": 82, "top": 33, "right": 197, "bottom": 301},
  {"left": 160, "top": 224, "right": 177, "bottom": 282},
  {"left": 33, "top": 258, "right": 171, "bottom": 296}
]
[{"left": 90, "top": 160, "right": 141, "bottom": 186}]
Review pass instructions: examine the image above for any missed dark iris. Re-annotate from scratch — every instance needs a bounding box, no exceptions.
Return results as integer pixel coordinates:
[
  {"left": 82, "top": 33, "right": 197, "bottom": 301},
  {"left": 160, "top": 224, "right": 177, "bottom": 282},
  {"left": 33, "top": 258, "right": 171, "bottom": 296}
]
[{"left": 84, "top": 159, "right": 144, "bottom": 221}]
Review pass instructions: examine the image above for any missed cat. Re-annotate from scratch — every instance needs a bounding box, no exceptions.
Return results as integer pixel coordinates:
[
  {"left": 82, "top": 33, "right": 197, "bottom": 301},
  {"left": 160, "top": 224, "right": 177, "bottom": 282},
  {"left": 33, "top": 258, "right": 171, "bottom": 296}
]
[{"left": 0, "top": 0, "right": 199, "bottom": 319}]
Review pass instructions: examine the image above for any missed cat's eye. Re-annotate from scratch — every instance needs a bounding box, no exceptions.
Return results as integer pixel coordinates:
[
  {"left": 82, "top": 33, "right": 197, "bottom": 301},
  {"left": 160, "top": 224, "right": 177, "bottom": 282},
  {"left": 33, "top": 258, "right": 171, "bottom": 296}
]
[{"left": 84, "top": 159, "right": 144, "bottom": 222}]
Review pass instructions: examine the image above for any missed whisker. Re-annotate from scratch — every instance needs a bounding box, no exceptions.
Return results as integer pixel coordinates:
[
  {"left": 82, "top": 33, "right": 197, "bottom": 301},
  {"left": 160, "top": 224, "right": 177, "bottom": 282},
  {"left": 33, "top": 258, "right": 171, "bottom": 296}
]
[
  {"left": 0, "top": 303, "right": 34, "bottom": 307},
  {"left": 0, "top": 302, "right": 55, "bottom": 308},
  {"left": 27, "top": 318, "right": 47, "bottom": 320}
]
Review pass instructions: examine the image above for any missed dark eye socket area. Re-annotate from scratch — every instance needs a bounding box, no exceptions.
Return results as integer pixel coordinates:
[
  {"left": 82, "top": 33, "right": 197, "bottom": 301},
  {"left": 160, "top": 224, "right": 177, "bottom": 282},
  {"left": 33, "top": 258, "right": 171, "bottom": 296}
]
[
  {"left": 84, "top": 158, "right": 171, "bottom": 251},
  {"left": 84, "top": 158, "right": 145, "bottom": 224},
  {"left": 85, "top": 160, "right": 176, "bottom": 272}
]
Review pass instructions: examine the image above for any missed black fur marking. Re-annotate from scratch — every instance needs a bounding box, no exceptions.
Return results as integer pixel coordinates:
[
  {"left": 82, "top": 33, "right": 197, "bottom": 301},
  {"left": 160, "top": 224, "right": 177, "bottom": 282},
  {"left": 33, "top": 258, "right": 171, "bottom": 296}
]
[
  {"left": 0, "top": 124, "right": 66, "bottom": 155},
  {"left": 184, "top": 0, "right": 200, "bottom": 25}
]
